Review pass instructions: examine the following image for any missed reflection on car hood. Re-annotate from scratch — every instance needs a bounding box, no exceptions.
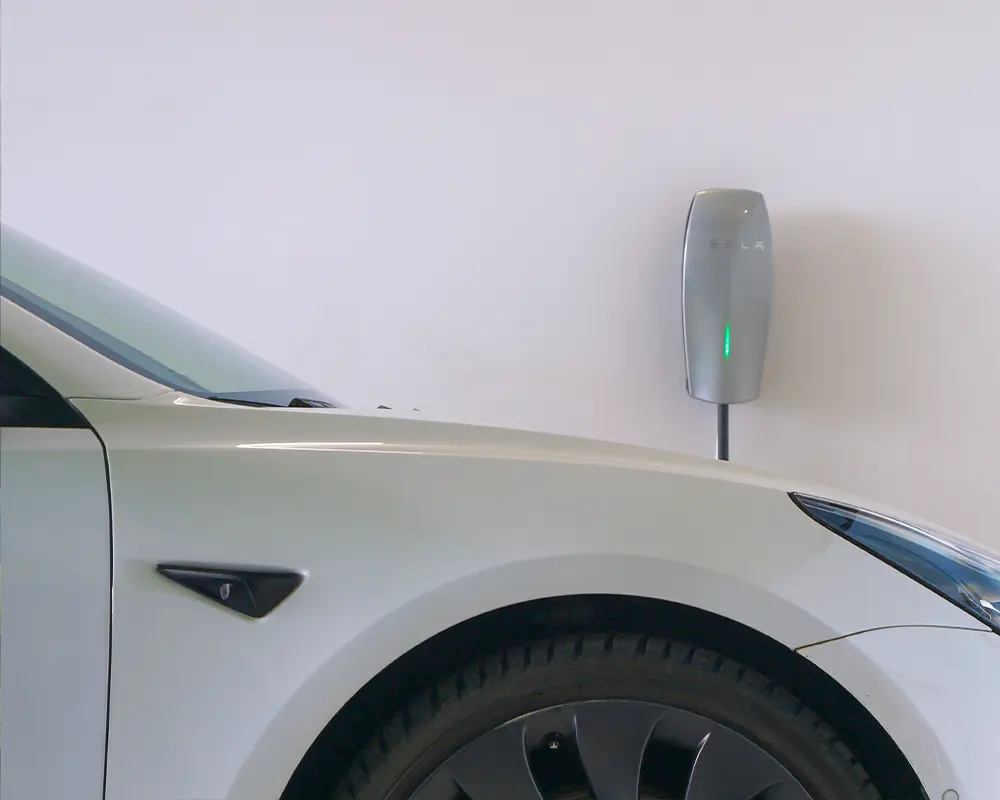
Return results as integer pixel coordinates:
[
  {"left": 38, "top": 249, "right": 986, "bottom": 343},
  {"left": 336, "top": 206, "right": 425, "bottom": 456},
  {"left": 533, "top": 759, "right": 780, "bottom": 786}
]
[{"left": 168, "top": 391, "right": 956, "bottom": 542}]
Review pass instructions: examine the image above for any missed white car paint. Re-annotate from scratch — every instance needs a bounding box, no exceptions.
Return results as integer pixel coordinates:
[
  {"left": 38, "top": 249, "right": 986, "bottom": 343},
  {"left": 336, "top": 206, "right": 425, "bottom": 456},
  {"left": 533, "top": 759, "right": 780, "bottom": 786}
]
[
  {"left": 800, "top": 625, "right": 998, "bottom": 800},
  {"left": 1, "top": 231, "right": 995, "bottom": 800},
  {"left": 72, "top": 393, "right": 982, "bottom": 800},
  {"left": 0, "top": 427, "right": 111, "bottom": 800}
]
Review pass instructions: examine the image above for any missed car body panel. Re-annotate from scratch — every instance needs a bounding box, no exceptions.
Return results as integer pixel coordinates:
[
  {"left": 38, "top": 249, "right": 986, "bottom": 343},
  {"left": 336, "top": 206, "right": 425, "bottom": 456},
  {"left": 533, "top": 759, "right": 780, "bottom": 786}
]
[
  {"left": 800, "top": 625, "right": 997, "bottom": 800},
  {"left": 0, "top": 427, "right": 111, "bottom": 800},
  {"left": 73, "top": 392, "right": 982, "bottom": 800}
]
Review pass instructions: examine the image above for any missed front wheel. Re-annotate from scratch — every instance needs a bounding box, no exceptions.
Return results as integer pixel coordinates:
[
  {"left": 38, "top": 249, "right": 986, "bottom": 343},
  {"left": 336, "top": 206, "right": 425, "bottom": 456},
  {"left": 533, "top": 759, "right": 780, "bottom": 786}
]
[{"left": 333, "top": 634, "right": 881, "bottom": 800}]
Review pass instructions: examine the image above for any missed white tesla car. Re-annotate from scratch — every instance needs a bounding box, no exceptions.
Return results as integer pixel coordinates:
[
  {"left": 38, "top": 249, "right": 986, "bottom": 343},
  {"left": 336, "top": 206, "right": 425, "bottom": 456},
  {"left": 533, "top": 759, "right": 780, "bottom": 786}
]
[{"left": 1, "top": 224, "right": 996, "bottom": 800}]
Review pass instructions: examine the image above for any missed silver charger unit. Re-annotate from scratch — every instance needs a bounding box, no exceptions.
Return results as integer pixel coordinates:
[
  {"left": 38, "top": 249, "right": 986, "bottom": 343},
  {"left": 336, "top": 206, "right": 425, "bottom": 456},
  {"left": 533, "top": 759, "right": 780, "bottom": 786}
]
[{"left": 682, "top": 189, "right": 773, "bottom": 461}]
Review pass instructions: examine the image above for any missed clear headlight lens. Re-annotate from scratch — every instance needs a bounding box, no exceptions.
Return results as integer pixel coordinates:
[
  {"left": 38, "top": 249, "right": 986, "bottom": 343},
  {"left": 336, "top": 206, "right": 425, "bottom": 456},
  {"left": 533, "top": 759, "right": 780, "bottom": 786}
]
[{"left": 791, "top": 493, "right": 1000, "bottom": 634}]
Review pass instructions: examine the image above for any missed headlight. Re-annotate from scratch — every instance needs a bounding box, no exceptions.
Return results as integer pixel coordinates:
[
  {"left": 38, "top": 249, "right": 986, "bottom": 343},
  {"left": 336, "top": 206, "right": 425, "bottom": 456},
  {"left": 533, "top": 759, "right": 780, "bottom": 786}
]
[{"left": 791, "top": 493, "right": 1000, "bottom": 634}]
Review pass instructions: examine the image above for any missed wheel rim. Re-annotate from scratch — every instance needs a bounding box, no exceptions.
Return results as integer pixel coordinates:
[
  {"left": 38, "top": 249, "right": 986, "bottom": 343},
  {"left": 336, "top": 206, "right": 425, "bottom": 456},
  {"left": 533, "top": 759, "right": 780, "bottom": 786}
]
[{"left": 409, "top": 700, "right": 814, "bottom": 800}]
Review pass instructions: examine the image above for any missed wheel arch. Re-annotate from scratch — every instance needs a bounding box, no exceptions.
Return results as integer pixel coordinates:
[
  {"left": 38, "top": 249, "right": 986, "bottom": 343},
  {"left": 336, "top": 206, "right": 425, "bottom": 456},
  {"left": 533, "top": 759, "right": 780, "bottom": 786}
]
[{"left": 280, "top": 593, "right": 926, "bottom": 800}]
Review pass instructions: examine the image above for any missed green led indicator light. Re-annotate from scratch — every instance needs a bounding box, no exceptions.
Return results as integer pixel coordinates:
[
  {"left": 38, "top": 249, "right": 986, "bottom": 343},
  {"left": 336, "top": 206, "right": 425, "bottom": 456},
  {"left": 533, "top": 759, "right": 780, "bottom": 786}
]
[{"left": 724, "top": 323, "right": 731, "bottom": 359}]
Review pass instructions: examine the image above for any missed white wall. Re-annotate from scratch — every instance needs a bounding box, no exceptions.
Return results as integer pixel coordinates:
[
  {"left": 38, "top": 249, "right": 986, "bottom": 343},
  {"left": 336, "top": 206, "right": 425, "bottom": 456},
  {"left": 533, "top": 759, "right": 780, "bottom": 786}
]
[{"left": 4, "top": 1, "right": 1000, "bottom": 546}]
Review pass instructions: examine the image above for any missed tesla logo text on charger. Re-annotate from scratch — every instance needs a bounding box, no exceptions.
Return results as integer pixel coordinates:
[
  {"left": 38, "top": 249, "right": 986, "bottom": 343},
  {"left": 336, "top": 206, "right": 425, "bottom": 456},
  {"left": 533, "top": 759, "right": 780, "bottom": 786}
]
[{"left": 710, "top": 240, "right": 765, "bottom": 251}]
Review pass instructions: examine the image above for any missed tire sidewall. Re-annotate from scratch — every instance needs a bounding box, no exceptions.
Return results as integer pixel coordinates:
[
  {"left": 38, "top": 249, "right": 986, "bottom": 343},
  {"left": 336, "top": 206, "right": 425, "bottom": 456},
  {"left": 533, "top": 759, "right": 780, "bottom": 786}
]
[{"left": 360, "top": 644, "right": 868, "bottom": 800}]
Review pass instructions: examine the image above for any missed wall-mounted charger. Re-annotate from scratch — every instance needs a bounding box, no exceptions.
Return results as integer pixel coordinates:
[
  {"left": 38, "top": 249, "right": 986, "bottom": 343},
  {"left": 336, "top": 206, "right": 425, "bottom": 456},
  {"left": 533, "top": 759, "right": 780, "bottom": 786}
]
[{"left": 682, "top": 189, "right": 773, "bottom": 460}]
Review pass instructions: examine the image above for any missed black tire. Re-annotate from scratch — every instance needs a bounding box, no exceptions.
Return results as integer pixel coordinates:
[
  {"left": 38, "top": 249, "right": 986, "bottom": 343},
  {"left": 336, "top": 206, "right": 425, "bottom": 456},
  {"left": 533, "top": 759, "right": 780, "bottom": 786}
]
[{"left": 333, "top": 634, "right": 881, "bottom": 800}]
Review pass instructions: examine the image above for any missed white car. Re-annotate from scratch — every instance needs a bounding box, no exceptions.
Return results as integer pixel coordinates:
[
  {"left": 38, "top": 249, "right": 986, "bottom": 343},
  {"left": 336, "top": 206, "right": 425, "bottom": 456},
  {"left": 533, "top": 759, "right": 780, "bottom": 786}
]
[{"left": 1, "top": 224, "right": 996, "bottom": 800}]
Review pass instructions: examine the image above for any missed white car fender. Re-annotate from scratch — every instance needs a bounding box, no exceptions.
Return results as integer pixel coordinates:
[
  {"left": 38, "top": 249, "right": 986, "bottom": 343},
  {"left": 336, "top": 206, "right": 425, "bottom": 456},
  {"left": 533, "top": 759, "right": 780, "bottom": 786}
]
[
  {"left": 799, "top": 625, "right": 998, "bottom": 800},
  {"left": 74, "top": 394, "right": 981, "bottom": 800}
]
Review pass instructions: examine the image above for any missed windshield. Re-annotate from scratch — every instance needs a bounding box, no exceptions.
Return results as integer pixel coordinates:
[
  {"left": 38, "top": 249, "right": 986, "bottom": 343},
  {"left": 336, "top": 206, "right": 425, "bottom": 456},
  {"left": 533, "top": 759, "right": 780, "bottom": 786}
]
[{"left": 0, "top": 225, "right": 338, "bottom": 407}]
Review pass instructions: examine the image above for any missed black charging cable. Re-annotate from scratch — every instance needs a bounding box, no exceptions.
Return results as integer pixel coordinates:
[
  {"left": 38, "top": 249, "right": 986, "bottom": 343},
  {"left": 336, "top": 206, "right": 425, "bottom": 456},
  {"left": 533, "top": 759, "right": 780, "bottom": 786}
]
[{"left": 716, "top": 403, "right": 729, "bottom": 461}]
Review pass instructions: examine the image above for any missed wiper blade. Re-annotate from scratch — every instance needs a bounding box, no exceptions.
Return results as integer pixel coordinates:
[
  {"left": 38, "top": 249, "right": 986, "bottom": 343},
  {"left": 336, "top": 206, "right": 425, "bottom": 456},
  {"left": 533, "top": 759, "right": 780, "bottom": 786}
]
[
  {"left": 206, "top": 395, "right": 338, "bottom": 409},
  {"left": 288, "top": 397, "right": 337, "bottom": 409},
  {"left": 206, "top": 395, "right": 283, "bottom": 408}
]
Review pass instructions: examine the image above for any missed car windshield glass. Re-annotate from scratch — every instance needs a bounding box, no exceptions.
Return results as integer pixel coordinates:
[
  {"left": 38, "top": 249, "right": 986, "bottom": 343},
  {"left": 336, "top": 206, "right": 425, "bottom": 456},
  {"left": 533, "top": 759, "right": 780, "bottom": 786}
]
[{"left": 0, "top": 225, "right": 338, "bottom": 406}]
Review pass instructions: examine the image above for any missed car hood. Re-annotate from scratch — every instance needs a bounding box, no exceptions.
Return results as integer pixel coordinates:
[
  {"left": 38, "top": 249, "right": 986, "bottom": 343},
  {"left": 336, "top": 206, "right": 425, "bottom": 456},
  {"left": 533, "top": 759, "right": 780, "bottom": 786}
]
[
  {"left": 273, "top": 404, "right": 861, "bottom": 497},
  {"left": 159, "top": 392, "right": 968, "bottom": 547},
  {"left": 313, "top": 406, "right": 979, "bottom": 545}
]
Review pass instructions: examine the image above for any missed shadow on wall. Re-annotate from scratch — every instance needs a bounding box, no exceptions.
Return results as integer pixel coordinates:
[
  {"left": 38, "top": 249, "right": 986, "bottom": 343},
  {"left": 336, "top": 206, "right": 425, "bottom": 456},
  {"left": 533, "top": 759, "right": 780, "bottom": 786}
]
[{"left": 760, "top": 212, "right": 965, "bottom": 430}]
